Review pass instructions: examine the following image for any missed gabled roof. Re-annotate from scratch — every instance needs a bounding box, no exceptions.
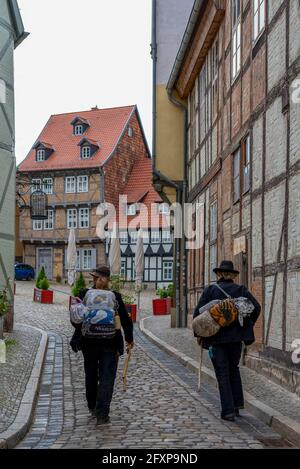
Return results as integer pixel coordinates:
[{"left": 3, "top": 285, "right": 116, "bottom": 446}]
[
  {"left": 70, "top": 116, "right": 90, "bottom": 126},
  {"left": 115, "top": 158, "right": 169, "bottom": 229},
  {"left": 8, "top": 0, "right": 29, "bottom": 48},
  {"left": 32, "top": 141, "right": 54, "bottom": 150},
  {"left": 78, "top": 137, "right": 100, "bottom": 148},
  {"left": 18, "top": 105, "right": 138, "bottom": 172}
]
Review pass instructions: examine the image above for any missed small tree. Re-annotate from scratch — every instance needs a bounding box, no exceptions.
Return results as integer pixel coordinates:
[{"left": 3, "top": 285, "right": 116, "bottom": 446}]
[
  {"left": 167, "top": 283, "right": 174, "bottom": 298},
  {"left": 36, "top": 267, "right": 46, "bottom": 289},
  {"left": 156, "top": 287, "right": 168, "bottom": 299},
  {"left": 72, "top": 272, "right": 86, "bottom": 298},
  {"left": 39, "top": 277, "right": 50, "bottom": 291}
]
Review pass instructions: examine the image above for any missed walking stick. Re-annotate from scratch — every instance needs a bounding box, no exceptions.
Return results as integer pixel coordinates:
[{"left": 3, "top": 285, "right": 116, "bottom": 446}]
[
  {"left": 198, "top": 342, "right": 203, "bottom": 392},
  {"left": 122, "top": 348, "right": 132, "bottom": 392}
]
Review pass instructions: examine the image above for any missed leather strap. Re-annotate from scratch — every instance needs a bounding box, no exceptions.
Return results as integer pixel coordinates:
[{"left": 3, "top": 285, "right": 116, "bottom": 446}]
[{"left": 215, "top": 283, "right": 232, "bottom": 299}]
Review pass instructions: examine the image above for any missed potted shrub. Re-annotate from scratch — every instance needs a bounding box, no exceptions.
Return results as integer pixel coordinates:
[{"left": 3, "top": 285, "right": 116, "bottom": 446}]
[
  {"left": 153, "top": 287, "right": 170, "bottom": 315},
  {"left": 33, "top": 268, "right": 53, "bottom": 304},
  {"left": 0, "top": 285, "right": 9, "bottom": 340},
  {"left": 122, "top": 293, "right": 137, "bottom": 322},
  {"left": 69, "top": 272, "right": 86, "bottom": 310}
]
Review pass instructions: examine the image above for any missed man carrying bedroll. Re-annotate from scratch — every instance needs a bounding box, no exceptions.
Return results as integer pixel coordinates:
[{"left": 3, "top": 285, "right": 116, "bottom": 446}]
[
  {"left": 193, "top": 261, "right": 261, "bottom": 422},
  {"left": 70, "top": 266, "right": 134, "bottom": 425}
]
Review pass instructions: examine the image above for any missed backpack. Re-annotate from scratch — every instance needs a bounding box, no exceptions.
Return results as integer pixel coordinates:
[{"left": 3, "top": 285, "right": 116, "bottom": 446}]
[{"left": 81, "top": 289, "right": 117, "bottom": 339}]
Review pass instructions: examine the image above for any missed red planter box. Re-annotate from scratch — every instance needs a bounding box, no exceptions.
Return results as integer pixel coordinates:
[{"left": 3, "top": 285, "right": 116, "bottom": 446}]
[
  {"left": 33, "top": 288, "right": 53, "bottom": 304},
  {"left": 126, "top": 304, "right": 137, "bottom": 322},
  {"left": 152, "top": 298, "right": 170, "bottom": 315}
]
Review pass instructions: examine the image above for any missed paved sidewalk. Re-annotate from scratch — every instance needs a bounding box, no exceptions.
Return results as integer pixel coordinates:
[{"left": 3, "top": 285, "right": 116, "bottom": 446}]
[{"left": 141, "top": 314, "right": 300, "bottom": 446}]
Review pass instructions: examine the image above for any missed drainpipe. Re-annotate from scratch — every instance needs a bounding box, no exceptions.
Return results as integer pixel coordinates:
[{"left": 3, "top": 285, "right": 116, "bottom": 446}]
[
  {"left": 166, "top": 89, "right": 188, "bottom": 328},
  {"left": 151, "top": 0, "right": 157, "bottom": 170}
]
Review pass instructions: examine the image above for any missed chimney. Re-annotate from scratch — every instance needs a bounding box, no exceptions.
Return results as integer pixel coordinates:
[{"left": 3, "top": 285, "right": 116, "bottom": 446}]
[{"left": 91, "top": 105, "right": 99, "bottom": 110}]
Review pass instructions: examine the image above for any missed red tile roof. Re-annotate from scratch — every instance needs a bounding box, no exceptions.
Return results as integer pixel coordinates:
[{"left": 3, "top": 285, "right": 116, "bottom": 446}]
[
  {"left": 18, "top": 105, "right": 136, "bottom": 172},
  {"left": 113, "top": 158, "right": 169, "bottom": 229}
]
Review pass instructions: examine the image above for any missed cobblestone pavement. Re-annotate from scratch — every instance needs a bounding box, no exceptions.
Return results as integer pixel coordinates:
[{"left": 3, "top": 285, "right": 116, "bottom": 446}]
[
  {"left": 142, "top": 315, "right": 300, "bottom": 425},
  {"left": 0, "top": 325, "right": 41, "bottom": 433},
  {"left": 13, "top": 282, "right": 290, "bottom": 449}
]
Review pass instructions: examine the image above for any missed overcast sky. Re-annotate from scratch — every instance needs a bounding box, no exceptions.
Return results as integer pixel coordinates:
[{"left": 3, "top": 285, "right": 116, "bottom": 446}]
[{"left": 14, "top": 0, "right": 152, "bottom": 164}]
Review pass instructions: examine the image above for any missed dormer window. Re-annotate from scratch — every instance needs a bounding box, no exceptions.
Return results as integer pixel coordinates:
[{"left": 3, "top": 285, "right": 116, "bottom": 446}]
[
  {"left": 81, "top": 146, "right": 91, "bottom": 159},
  {"left": 33, "top": 141, "right": 54, "bottom": 162},
  {"left": 78, "top": 138, "right": 99, "bottom": 159},
  {"left": 71, "top": 116, "right": 90, "bottom": 136},
  {"left": 37, "top": 149, "right": 45, "bottom": 161},
  {"left": 126, "top": 204, "right": 137, "bottom": 216},
  {"left": 74, "top": 125, "right": 83, "bottom": 136}
]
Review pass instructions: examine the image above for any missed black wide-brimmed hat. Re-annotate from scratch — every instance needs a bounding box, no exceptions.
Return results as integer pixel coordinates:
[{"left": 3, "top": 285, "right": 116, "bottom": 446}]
[
  {"left": 213, "top": 260, "right": 239, "bottom": 275},
  {"left": 89, "top": 266, "right": 111, "bottom": 278}
]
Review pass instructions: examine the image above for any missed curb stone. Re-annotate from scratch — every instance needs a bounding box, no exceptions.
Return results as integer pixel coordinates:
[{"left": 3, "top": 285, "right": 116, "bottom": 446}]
[
  {"left": 140, "top": 318, "right": 300, "bottom": 447},
  {"left": 0, "top": 324, "right": 48, "bottom": 449}
]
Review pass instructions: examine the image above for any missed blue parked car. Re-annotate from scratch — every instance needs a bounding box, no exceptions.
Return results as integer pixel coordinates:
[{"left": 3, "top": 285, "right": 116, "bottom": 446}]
[{"left": 15, "top": 263, "right": 35, "bottom": 281}]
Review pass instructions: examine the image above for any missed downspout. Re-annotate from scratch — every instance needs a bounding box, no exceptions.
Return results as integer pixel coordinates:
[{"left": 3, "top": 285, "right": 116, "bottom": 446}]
[
  {"left": 151, "top": 0, "right": 157, "bottom": 170},
  {"left": 167, "top": 90, "right": 188, "bottom": 328}
]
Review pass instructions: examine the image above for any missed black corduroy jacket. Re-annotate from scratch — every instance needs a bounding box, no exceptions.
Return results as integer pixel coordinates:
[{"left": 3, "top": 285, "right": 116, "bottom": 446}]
[{"left": 193, "top": 279, "right": 261, "bottom": 349}]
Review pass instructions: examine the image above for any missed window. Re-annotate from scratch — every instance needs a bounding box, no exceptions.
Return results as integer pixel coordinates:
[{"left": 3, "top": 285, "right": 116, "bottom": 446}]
[
  {"left": 44, "top": 210, "right": 54, "bottom": 230},
  {"left": 81, "top": 146, "right": 91, "bottom": 159},
  {"left": 127, "top": 204, "right": 136, "bottom": 216},
  {"left": 130, "top": 231, "right": 138, "bottom": 244},
  {"left": 253, "top": 0, "right": 265, "bottom": 41},
  {"left": 33, "top": 219, "right": 43, "bottom": 231},
  {"left": 74, "top": 125, "right": 83, "bottom": 136},
  {"left": 158, "top": 203, "right": 170, "bottom": 215},
  {"left": 212, "top": 39, "right": 219, "bottom": 117},
  {"left": 162, "top": 231, "right": 172, "bottom": 243},
  {"left": 210, "top": 202, "right": 218, "bottom": 242},
  {"left": 77, "top": 175, "right": 89, "bottom": 193},
  {"left": 43, "top": 178, "right": 53, "bottom": 195},
  {"left": 121, "top": 260, "right": 127, "bottom": 279},
  {"left": 65, "top": 176, "right": 76, "bottom": 193},
  {"left": 119, "top": 232, "right": 128, "bottom": 244},
  {"left": 233, "top": 148, "right": 241, "bottom": 203},
  {"left": 67, "top": 209, "right": 77, "bottom": 229},
  {"left": 82, "top": 249, "right": 92, "bottom": 270},
  {"left": 243, "top": 135, "right": 251, "bottom": 194},
  {"left": 151, "top": 231, "right": 160, "bottom": 244},
  {"left": 31, "top": 179, "right": 41, "bottom": 194},
  {"left": 132, "top": 260, "right": 136, "bottom": 280},
  {"left": 37, "top": 149, "right": 45, "bottom": 162},
  {"left": 232, "top": 0, "right": 241, "bottom": 80},
  {"left": 79, "top": 208, "right": 89, "bottom": 228},
  {"left": 209, "top": 244, "right": 217, "bottom": 282},
  {"left": 163, "top": 261, "right": 173, "bottom": 282},
  {"left": 128, "top": 127, "right": 133, "bottom": 137}
]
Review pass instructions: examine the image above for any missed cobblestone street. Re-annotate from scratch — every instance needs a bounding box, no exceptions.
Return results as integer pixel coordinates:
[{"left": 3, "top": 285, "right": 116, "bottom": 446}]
[{"left": 10, "top": 282, "right": 290, "bottom": 449}]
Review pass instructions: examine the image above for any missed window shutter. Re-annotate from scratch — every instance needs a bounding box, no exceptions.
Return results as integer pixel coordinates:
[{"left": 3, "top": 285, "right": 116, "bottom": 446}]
[{"left": 91, "top": 249, "right": 97, "bottom": 270}]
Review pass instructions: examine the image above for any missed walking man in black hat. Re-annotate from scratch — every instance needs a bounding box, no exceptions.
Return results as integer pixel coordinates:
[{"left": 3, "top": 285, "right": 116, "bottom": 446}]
[
  {"left": 70, "top": 266, "right": 134, "bottom": 425},
  {"left": 193, "top": 261, "right": 261, "bottom": 422}
]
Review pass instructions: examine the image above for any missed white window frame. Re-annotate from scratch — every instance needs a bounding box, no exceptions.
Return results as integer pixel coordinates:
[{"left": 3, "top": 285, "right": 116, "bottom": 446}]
[
  {"left": 128, "top": 127, "right": 133, "bottom": 137},
  {"left": 67, "top": 209, "right": 78, "bottom": 229},
  {"left": 159, "top": 203, "right": 170, "bottom": 215},
  {"left": 163, "top": 261, "right": 173, "bottom": 282},
  {"left": 232, "top": 0, "right": 241, "bottom": 81},
  {"left": 243, "top": 135, "right": 251, "bottom": 194},
  {"left": 79, "top": 208, "right": 89, "bottom": 229},
  {"left": 253, "top": 0, "right": 265, "bottom": 42},
  {"left": 162, "top": 230, "right": 172, "bottom": 243},
  {"left": 43, "top": 178, "right": 53, "bottom": 195},
  {"left": 81, "top": 146, "right": 91, "bottom": 159},
  {"left": 65, "top": 176, "right": 76, "bottom": 193},
  {"left": 74, "top": 124, "right": 83, "bottom": 136},
  {"left": 33, "top": 219, "right": 43, "bottom": 231},
  {"left": 127, "top": 204, "right": 137, "bottom": 216},
  {"left": 37, "top": 149, "right": 45, "bottom": 162},
  {"left": 119, "top": 231, "right": 128, "bottom": 244},
  {"left": 31, "top": 179, "right": 41, "bottom": 194},
  {"left": 77, "top": 175, "right": 89, "bottom": 193},
  {"left": 44, "top": 210, "right": 54, "bottom": 230},
  {"left": 151, "top": 231, "right": 160, "bottom": 244},
  {"left": 210, "top": 202, "right": 218, "bottom": 243},
  {"left": 82, "top": 249, "right": 93, "bottom": 270},
  {"left": 121, "top": 260, "right": 127, "bottom": 279},
  {"left": 209, "top": 244, "right": 217, "bottom": 282},
  {"left": 130, "top": 231, "right": 138, "bottom": 244}
]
